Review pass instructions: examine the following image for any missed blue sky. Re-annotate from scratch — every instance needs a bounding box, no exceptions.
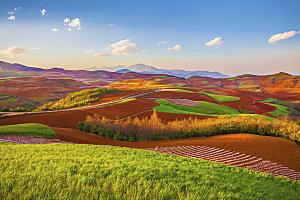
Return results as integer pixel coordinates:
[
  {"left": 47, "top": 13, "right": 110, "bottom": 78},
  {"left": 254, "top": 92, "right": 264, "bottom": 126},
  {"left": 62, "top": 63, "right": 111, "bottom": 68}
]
[{"left": 0, "top": 0, "right": 299, "bottom": 76}]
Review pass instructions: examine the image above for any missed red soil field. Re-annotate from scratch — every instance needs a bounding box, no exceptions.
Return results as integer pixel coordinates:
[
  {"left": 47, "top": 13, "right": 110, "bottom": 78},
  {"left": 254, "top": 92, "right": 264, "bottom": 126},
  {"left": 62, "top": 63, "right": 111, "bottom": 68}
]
[
  {"left": 91, "top": 90, "right": 145, "bottom": 105},
  {"left": 86, "top": 98, "right": 158, "bottom": 119},
  {"left": 52, "top": 127, "right": 300, "bottom": 172},
  {"left": 222, "top": 98, "right": 276, "bottom": 114},
  {"left": 0, "top": 98, "right": 158, "bottom": 128},
  {"left": 145, "top": 91, "right": 220, "bottom": 104},
  {"left": 0, "top": 110, "right": 90, "bottom": 128}
]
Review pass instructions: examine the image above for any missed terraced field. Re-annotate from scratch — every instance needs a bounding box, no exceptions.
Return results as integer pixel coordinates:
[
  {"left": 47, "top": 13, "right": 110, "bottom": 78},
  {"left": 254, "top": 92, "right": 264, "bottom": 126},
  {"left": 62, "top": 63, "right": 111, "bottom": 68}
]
[{"left": 145, "top": 146, "right": 300, "bottom": 180}]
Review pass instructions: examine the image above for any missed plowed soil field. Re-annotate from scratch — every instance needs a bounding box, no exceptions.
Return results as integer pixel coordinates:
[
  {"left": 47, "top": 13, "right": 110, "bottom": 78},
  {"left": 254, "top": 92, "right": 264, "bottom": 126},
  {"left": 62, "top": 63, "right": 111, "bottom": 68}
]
[{"left": 52, "top": 127, "right": 300, "bottom": 172}]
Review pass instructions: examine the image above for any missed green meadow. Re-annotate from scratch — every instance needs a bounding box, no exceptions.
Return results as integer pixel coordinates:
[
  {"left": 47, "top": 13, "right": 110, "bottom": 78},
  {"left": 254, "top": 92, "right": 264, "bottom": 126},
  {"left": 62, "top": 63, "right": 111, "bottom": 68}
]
[
  {"left": 0, "top": 123, "right": 56, "bottom": 138},
  {"left": 198, "top": 91, "right": 240, "bottom": 102},
  {"left": 0, "top": 143, "right": 299, "bottom": 200}
]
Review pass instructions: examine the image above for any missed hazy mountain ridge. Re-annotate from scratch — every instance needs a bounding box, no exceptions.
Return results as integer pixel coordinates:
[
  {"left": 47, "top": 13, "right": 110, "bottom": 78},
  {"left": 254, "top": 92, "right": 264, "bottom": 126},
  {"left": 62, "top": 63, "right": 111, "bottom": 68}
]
[{"left": 89, "top": 64, "right": 230, "bottom": 78}]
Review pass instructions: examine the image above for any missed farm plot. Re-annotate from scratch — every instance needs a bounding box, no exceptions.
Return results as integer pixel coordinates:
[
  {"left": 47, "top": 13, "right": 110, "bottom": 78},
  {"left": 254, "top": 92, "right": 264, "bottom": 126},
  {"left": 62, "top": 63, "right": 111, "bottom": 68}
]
[
  {"left": 145, "top": 145, "right": 300, "bottom": 180},
  {"left": 153, "top": 100, "right": 239, "bottom": 115},
  {"left": 153, "top": 100, "right": 216, "bottom": 115},
  {"left": 198, "top": 91, "right": 240, "bottom": 102}
]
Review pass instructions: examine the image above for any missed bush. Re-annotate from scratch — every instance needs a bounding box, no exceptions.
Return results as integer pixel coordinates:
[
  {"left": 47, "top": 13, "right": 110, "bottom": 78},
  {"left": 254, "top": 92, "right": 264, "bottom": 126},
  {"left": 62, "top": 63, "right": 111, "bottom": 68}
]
[
  {"left": 76, "top": 111, "right": 300, "bottom": 144},
  {"left": 37, "top": 87, "right": 117, "bottom": 111}
]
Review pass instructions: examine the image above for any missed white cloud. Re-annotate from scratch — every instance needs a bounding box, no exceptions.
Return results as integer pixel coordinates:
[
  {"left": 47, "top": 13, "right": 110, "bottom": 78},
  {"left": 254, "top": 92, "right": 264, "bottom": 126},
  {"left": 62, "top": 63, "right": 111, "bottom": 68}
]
[
  {"left": 205, "top": 37, "right": 224, "bottom": 46},
  {"left": 64, "top": 18, "right": 70, "bottom": 24},
  {"left": 14, "top": 7, "right": 21, "bottom": 11},
  {"left": 31, "top": 47, "right": 39, "bottom": 50},
  {"left": 67, "top": 28, "right": 72, "bottom": 31},
  {"left": 167, "top": 44, "right": 182, "bottom": 51},
  {"left": 268, "top": 31, "right": 300, "bottom": 43},
  {"left": 109, "top": 24, "right": 115, "bottom": 27},
  {"left": 64, "top": 18, "right": 81, "bottom": 31},
  {"left": 40, "top": 9, "right": 46, "bottom": 16},
  {"left": 8, "top": 11, "right": 14, "bottom": 15},
  {"left": 0, "top": 46, "right": 28, "bottom": 55},
  {"left": 51, "top": 28, "right": 59, "bottom": 32},
  {"left": 8, "top": 15, "right": 15, "bottom": 21},
  {"left": 110, "top": 39, "right": 141, "bottom": 55},
  {"left": 93, "top": 53, "right": 111, "bottom": 57},
  {"left": 158, "top": 41, "right": 167, "bottom": 45},
  {"left": 85, "top": 50, "right": 94, "bottom": 54}
]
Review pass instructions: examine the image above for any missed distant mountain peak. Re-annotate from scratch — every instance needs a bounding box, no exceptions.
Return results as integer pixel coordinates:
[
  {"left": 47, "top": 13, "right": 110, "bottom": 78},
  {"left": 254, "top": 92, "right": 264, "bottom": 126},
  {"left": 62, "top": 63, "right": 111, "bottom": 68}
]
[{"left": 98, "top": 63, "right": 229, "bottom": 78}]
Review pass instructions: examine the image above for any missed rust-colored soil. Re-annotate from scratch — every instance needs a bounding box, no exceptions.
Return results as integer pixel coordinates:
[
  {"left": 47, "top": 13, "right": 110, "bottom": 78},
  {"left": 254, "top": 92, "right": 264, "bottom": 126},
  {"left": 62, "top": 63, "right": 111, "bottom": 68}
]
[
  {"left": 0, "top": 98, "right": 158, "bottom": 128},
  {"left": 222, "top": 98, "right": 276, "bottom": 114},
  {"left": 52, "top": 127, "right": 300, "bottom": 171},
  {"left": 0, "top": 110, "right": 90, "bottom": 128},
  {"left": 91, "top": 90, "right": 144, "bottom": 105},
  {"left": 86, "top": 98, "right": 158, "bottom": 119}
]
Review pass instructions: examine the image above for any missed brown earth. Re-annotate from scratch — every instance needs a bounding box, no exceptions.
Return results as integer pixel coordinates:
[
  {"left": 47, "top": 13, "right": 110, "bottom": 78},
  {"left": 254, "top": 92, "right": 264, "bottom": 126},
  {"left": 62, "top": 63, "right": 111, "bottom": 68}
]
[
  {"left": 52, "top": 127, "right": 300, "bottom": 172},
  {"left": 0, "top": 98, "right": 158, "bottom": 128}
]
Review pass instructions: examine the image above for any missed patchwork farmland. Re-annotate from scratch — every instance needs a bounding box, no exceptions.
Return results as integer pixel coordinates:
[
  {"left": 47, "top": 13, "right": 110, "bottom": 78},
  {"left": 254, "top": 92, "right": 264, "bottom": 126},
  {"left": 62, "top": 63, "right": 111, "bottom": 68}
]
[{"left": 0, "top": 61, "right": 300, "bottom": 199}]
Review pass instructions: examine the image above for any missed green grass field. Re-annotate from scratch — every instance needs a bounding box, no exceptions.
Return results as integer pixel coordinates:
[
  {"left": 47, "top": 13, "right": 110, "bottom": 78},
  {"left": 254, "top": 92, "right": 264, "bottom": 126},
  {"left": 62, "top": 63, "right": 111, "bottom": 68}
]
[
  {"left": 172, "top": 89, "right": 195, "bottom": 93},
  {"left": 267, "top": 103, "right": 289, "bottom": 116},
  {"left": 153, "top": 100, "right": 216, "bottom": 115},
  {"left": 239, "top": 84, "right": 259, "bottom": 88},
  {"left": 198, "top": 91, "right": 240, "bottom": 102},
  {"left": 0, "top": 123, "right": 55, "bottom": 138},
  {"left": 260, "top": 98, "right": 286, "bottom": 104},
  {"left": 196, "top": 101, "right": 240, "bottom": 115},
  {"left": 250, "top": 89, "right": 262, "bottom": 92},
  {"left": 0, "top": 143, "right": 299, "bottom": 199},
  {"left": 0, "top": 97, "right": 18, "bottom": 104},
  {"left": 202, "top": 85, "right": 218, "bottom": 88}
]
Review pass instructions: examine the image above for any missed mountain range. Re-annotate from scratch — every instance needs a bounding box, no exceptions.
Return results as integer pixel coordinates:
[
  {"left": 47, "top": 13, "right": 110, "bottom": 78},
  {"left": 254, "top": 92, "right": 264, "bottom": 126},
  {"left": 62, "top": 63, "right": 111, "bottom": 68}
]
[{"left": 87, "top": 64, "right": 230, "bottom": 78}]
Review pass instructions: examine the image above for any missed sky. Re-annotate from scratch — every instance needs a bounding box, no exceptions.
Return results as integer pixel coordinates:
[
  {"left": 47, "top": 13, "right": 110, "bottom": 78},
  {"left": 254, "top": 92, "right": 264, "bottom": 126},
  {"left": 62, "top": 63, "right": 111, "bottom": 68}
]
[{"left": 0, "top": 0, "right": 299, "bottom": 76}]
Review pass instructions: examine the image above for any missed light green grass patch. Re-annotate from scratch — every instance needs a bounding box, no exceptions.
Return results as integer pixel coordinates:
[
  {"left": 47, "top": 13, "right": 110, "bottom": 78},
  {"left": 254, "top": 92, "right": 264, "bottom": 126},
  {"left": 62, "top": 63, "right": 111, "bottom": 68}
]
[
  {"left": 260, "top": 98, "right": 285, "bottom": 104},
  {"left": 251, "top": 89, "right": 262, "bottom": 92},
  {"left": 28, "top": 97, "right": 49, "bottom": 102},
  {"left": 0, "top": 79, "right": 11, "bottom": 82},
  {"left": 196, "top": 101, "right": 239, "bottom": 115},
  {"left": 239, "top": 84, "right": 259, "bottom": 88},
  {"left": 202, "top": 81, "right": 209, "bottom": 84},
  {"left": 153, "top": 100, "right": 215, "bottom": 115},
  {"left": 0, "top": 123, "right": 55, "bottom": 138},
  {"left": 203, "top": 85, "right": 218, "bottom": 88},
  {"left": 0, "top": 97, "right": 18, "bottom": 104},
  {"left": 172, "top": 89, "right": 195, "bottom": 93},
  {"left": 198, "top": 91, "right": 240, "bottom": 102},
  {"left": 228, "top": 77, "right": 238, "bottom": 80},
  {"left": 268, "top": 76, "right": 284, "bottom": 80},
  {"left": 115, "top": 98, "right": 136, "bottom": 104},
  {"left": 267, "top": 103, "right": 289, "bottom": 116},
  {"left": 0, "top": 95, "right": 10, "bottom": 99},
  {"left": 0, "top": 143, "right": 299, "bottom": 199}
]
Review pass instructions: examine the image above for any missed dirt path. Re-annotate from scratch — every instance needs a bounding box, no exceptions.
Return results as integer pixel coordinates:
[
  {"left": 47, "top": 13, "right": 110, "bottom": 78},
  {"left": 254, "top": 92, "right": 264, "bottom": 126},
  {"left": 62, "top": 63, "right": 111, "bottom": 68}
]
[{"left": 52, "top": 127, "right": 300, "bottom": 172}]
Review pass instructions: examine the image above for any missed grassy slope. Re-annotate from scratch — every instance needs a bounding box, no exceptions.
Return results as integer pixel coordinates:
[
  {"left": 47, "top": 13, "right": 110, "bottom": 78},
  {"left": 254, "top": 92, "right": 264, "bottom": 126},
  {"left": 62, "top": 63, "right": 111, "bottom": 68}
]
[
  {"left": 196, "top": 101, "right": 239, "bottom": 114},
  {"left": 172, "top": 89, "right": 195, "bottom": 93},
  {"left": 0, "top": 123, "right": 56, "bottom": 138},
  {"left": 153, "top": 100, "right": 239, "bottom": 115},
  {"left": 0, "top": 143, "right": 299, "bottom": 200},
  {"left": 198, "top": 91, "right": 240, "bottom": 102},
  {"left": 267, "top": 103, "right": 289, "bottom": 116},
  {"left": 153, "top": 100, "right": 216, "bottom": 115}
]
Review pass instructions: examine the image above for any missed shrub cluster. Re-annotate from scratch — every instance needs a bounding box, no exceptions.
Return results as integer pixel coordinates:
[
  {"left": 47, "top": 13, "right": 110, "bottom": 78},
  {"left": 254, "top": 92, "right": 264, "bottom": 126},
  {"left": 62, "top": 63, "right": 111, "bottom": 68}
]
[
  {"left": 77, "top": 111, "right": 300, "bottom": 144},
  {"left": 36, "top": 87, "right": 117, "bottom": 111},
  {"left": 0, "top": 104, "right": 36, "bottom": 112}
]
